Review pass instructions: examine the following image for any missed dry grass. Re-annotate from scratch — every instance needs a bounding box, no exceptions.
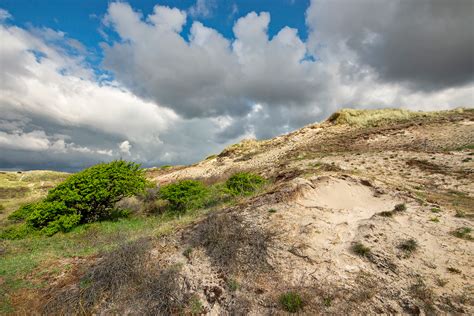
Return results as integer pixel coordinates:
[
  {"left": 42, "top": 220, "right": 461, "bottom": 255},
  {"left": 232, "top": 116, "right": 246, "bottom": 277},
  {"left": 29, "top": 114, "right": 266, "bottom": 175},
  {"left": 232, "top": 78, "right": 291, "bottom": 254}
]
[
  {"left": 190, "top": 212, "right": 274, "bottom": 273},
  {"left": 43, "top": 238, "right": 192, "bottom": 315},
  {"left": 326, "top": 108, "right": 438, "bottom": 127}
]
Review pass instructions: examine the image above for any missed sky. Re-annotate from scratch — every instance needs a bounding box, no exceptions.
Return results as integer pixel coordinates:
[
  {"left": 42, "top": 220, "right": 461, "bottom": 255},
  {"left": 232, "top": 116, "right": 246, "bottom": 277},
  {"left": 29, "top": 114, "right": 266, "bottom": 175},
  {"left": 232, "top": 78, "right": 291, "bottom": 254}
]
[{"left": 0, "top": 0, "right": 473, "bottom": 172}]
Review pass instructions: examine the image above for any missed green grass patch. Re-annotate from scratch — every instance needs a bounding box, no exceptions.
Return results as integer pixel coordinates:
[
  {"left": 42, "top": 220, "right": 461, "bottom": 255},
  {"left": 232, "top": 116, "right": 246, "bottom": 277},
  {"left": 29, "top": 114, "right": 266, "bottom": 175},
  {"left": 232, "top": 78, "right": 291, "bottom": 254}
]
[
  {"left": 279, "top": 291, "right": 303, "bottom": 313},
  {"left": 450, "top": 227, "right": 472, "bottom": 241}
]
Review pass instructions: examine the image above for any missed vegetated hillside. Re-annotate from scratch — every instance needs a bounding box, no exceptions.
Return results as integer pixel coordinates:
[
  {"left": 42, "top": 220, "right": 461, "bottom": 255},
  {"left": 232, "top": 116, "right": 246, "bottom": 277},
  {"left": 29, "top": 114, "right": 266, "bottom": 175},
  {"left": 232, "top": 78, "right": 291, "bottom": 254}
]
[
  {"left": 0, "top": 171, "right": 69, "bottom": 221},
  {"left": 1, "top": 108, "right": 473, "bottom": 314}
]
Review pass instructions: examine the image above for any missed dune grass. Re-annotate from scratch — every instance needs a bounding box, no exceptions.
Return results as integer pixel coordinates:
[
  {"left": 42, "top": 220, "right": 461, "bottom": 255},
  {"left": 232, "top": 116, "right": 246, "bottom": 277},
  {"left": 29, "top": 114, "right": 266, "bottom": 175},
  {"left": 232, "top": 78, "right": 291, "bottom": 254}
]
[{"left": 326, "top": 108, "right": 441, "bottom": 127}]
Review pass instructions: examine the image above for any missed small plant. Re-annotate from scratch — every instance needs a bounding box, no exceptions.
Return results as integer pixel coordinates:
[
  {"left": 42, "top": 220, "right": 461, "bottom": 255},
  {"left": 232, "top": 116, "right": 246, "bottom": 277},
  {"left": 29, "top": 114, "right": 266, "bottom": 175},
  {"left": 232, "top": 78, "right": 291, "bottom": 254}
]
[
  {"left": 159, "top": 180, "right": 208, "bottom": 213},
  {"left": 429, "top": 217, "right": 440, "bottom": 223},
  {"left": 393, "top": 203, "right": 407, "bottom": 212},
  {"left": 378, "top": 211, "right": 393, "bottom": 217},
  {"left": 398, "top": 238, "right": 418, "bottom": 253},
  {"left": 450, "top": 227, "right": 473, "bottom": 240},
  {"left": 268, "top": 208, "right": 277, "bottom": 213},
  {"left": 279, "top": 291, "right": 303, "bottom": 313},
  {"left": 447, "top": 267, "right": 461, "bottom": 274},
  {"left": 0, "top": 204, "right": 4, "bottom": 213},
  {"left": 183, "top": 247, "right": 193, "bottom": 259},
  {"left": 351, "top": 242, "right": 371, "bottom": 257},
  {"left": 430, "top": 207, "right": 441, "bottom": 213},
  {"left": 435, "top": 278, "right": 448, "bottom": 287},
  {"left": 323, "top": 297, "right": 332, "bottom": 307},
  {"left": 225, "top": 172, "right": 265, "bottom": 196},
  {"left": 188, "top": 296, "right": 204, "bottom": 314},
  {"left": 227, "top": 278, "right": 239, "bottom": 292},
  {"left": 455, "top": 210, "right": 466, "bottom": 218}
]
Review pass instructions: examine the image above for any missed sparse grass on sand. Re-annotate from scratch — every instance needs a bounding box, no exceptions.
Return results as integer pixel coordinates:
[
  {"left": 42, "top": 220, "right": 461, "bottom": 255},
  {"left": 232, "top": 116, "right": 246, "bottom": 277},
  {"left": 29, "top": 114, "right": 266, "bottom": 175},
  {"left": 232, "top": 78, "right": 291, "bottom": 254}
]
[{"left": 326, "top": 108, "right": 443, "bottom": 127}]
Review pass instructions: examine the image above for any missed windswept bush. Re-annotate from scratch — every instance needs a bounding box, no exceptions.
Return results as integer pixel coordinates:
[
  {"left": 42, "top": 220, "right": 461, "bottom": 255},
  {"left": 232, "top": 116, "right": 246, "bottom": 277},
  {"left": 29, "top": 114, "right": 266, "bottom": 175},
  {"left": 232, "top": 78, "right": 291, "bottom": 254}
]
[
  {"left": 7, "top": 160, "right": 147, "bottom": 236},
  {"left": 159, "top": 180, "right": 208, "bottom": 213},
  {"left": 8, "top": 203, "right": 35, "bottom": 221},
  {"left": 225, "top": 172, "right": 265, "bottom": 196}
]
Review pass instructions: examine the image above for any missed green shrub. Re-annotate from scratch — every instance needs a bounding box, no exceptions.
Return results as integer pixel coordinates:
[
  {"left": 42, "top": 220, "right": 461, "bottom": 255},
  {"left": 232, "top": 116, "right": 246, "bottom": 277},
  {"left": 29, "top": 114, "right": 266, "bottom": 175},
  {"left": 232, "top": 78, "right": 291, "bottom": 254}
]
[
  {"left": 225, "top": 172, "right": 265, "bottom": 196},
  {"left": 45, "top": 160, "right": 146, "bottom": 222},
  {"left": 8, "top": 160, "right": 147, "bottom": 236},
  {"left": 159, "top": 180, "right": 208, "bottom": 213},
  {"left": 279, "top": 291, "right": 303, "bottom": 313},
  {"left": 8, "top": 203, "right": 35, "bottom": 221},
  {"left": 25, "top": 201, "right": 81, "bottom": 236}
]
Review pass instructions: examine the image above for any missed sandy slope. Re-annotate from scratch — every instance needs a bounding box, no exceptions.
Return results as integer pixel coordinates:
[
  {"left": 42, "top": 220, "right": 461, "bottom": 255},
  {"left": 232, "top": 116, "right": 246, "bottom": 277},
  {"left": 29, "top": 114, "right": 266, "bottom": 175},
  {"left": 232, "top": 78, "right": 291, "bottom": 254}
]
[{"left": 145, "top": 109, "right": 474, "bottom": 314}]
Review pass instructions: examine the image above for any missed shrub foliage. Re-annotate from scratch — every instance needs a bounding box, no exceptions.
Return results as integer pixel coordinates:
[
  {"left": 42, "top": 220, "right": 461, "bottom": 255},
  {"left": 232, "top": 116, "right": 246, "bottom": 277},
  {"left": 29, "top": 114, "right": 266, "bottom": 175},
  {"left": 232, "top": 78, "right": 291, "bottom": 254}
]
[
  {"left": 225, "top": 172, "right": 265, "bottom": 196},
  {"left": 159, "top": 180, "right": 208, "bottom": 212},
  {"left": 8, "top": 160, "right": 147, "bottom": 236}
]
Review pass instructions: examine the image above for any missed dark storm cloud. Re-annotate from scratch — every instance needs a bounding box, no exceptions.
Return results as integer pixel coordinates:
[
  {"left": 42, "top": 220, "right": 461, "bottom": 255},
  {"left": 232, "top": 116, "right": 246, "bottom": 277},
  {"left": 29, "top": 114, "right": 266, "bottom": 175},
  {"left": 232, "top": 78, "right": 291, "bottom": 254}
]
[{"left": 307, "top": 0, "right": 474, "bottom": 90}]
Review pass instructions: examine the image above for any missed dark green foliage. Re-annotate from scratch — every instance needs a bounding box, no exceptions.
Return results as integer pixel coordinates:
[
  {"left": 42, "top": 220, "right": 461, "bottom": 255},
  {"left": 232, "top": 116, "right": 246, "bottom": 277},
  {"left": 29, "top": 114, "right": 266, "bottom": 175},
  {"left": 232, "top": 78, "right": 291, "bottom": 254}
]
[
  {"left": 225, "top": 172, "right": 265, "bottom": 196},
  {"left": 45, "top": 160, "right": 146, "bottom": 222},
  {"left": 159, "top": 180, "right": 208, "bottom": 213},
  {"left": 7, "top": 160, "right": 147, "bottom": 237},
  {"left": 279, "top": 291, "right": 303, "bottom": 313},
  {"left": 26, "top": 201, "right": 81, "bottom": 236},
  {"left": 352, "top": 242, "right": 371, "bottom": 257}
]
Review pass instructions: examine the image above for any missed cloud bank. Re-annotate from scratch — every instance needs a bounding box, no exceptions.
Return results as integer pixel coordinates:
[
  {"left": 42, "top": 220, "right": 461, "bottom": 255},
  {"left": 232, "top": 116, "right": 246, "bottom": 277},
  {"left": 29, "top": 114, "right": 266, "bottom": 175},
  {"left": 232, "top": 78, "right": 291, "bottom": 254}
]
[{"left": 0, "top": 0, "right": 472, "bottom": 171}]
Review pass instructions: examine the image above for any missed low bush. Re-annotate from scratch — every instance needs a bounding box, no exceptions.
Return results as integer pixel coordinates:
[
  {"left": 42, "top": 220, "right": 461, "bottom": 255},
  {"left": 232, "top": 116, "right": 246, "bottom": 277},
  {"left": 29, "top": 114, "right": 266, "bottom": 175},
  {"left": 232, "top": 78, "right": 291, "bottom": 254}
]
[
  {"left": 398, "top": 238, "right": 418, "bottom": 253},
  {"left": 225, "top": 172, "right": 265, "bottom": 196},
  {"left": 394, "top": 203, "right": 407, "bottom": 212},
  {"left": 159, "top": 180, "right": 208, "bottom": 213},
  {"left": 8, "top": 203, "right": 35, "bottom": 221},
  {"left": 279, "top": 291, "right": 303, "bottom": 313},
  {"left": 7, "top": 160, "right": 147, "bottom": 236},
  {"left": 351, "top": 242, "right": 371, "bottom": 257}
]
